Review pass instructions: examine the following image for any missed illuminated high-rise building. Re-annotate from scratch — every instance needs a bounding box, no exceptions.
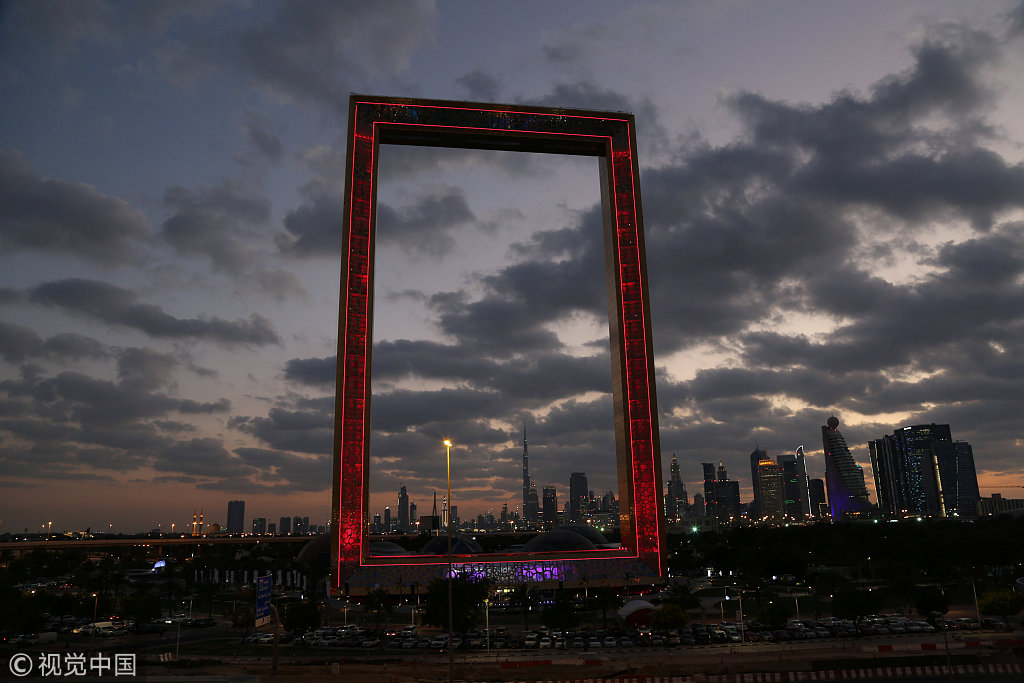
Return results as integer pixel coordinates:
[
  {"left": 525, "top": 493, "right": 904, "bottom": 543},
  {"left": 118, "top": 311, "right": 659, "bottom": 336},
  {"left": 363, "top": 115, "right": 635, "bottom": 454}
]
[
  {"left": 821, "top": 415, "right": 871, "bottom": 520},
  {"left": 869, "top": 424, "right": 978, "bottom": 519},
  {"left": 755, "top": 455, "right": 784, "bottom": 520},
  {"left": 251, "top": 517, "right": 266, "bottom": 535},
  {"left": 935, "top": 440, "right": 979, "bottom": 519},
  {"left": 778, "top": 447, "right": 810, "bottom": 519},
  {"left": 666, "top": 454, "right": 687, "bottom": 518}
]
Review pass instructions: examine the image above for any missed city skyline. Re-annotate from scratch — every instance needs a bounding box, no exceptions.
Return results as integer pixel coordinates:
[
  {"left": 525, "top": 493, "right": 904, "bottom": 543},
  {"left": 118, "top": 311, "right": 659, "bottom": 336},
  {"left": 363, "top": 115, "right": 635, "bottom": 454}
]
[{"left": 2, "top": 2, "right": 1024, "bottom": 533}]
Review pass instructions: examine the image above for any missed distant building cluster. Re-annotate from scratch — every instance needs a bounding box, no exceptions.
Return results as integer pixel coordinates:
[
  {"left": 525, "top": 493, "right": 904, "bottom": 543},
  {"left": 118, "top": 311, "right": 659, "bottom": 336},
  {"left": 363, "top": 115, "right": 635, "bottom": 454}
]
[
  {"left": 370, "top": 428, "right": 619, "bottom": 536},
  {"left": 364, "top": 415, "right": 1009, "bottom": 537},
  {"left": 183, "top": 500, "right": 327, "bottom": 537},
  {"left": 668, "top": 415, "right": 996, "bottom": 529}
]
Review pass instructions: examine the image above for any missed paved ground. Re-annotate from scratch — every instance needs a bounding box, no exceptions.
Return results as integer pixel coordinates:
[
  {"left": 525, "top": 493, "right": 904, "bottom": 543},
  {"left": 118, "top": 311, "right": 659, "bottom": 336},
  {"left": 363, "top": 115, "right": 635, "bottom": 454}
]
[{"left": 121, "top": 632, "right": 1024, "bottom": 681}]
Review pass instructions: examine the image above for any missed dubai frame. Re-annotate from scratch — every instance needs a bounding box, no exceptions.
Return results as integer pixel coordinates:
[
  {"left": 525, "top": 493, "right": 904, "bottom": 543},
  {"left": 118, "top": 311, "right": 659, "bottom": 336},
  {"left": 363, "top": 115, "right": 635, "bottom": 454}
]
[{"left": 331, "top": 95, "right": 665, "bottom": 594}]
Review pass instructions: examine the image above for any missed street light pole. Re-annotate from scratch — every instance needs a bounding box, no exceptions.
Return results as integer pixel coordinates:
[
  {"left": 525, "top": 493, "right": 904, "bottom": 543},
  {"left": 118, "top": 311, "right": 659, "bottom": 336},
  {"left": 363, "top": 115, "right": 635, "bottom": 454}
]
[
  {"left": 92, "top": 593, "right": 98, "bottom": 643},
  {"left": 737, "top": 590, "right": 745, "bottom": 645},
  {"left": 444, "top": 439, "right": 454, "bottom": 683}
]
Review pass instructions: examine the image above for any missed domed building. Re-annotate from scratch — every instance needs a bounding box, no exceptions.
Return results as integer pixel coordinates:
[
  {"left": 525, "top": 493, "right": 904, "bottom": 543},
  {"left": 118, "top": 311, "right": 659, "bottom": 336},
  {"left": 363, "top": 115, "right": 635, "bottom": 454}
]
[{"left": 419, "top": 534, "right": 483, "bottom": 555}]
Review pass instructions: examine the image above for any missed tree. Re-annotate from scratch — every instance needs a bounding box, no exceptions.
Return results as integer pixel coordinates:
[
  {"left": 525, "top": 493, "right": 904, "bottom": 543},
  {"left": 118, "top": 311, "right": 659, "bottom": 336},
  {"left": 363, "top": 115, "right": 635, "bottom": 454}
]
[
  {"left": 422, "top": 577, "right": 489, "bottom": 633},
  {"left": 756, "top": 599, "right": 792, "bottom": 627},
  {"left": 542, "top": 593, "right": 580, "bottom": 631},
  {"left": 832, "top": 587, "right": 882, "bottom": 620},
  {"left": 510, "top": 584, "right": 534, "bottom": 631},
  {"left": 365, "top": 587, "right": 393, "bottom": 631},
  {"left": 283, "top": 601, "right": 321, "bottom": 634},
  {"left": 663, "top": 581, "right": 700, "bottom": 611},
  {"left": 590, "top": 587, "right": 620, "bottom": 630},
  {"left": 121, "top": 589, "right": 162, "bottom": 624},
  {"left": 978, "top": 589, "right": 1024, "bottom": 628},
  {"left": 912, "top": 585, "right": 948, "bottom": 622},
  {"left": 650, "top": 604, "right": 689, "bottom": 631}
]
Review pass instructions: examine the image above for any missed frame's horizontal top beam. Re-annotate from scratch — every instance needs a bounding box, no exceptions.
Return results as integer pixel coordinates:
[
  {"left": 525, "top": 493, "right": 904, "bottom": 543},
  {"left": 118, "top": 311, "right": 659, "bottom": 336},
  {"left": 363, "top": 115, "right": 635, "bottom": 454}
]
[{"left": 378, "top": 124, "right": 609, "bottom": 157}]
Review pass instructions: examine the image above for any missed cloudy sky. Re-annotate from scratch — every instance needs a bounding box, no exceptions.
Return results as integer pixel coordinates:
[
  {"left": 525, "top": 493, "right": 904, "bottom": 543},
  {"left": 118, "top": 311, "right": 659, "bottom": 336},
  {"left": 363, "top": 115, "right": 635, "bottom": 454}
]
[{"left": 2, "top": 1, "right": 1023, "bottom": 534}]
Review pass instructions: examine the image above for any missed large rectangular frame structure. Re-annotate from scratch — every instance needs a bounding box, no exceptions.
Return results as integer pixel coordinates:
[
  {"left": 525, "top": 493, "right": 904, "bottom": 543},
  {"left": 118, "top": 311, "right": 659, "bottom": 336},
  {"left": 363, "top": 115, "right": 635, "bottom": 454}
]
[{"left": 332, "top": 95, "right": 664, "bottom": 590}]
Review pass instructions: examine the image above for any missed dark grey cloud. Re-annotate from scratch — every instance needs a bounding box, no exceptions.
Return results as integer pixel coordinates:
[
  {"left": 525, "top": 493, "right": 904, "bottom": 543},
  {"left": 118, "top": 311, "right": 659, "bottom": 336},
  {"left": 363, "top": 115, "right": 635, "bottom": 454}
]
[
  {"left": 153, "top": 437, "right": 248, "bottom": 478},
  {"left": 25, "top": 278, "right": 280, "bottom": 347},
  {"left": 231, "top": 0, "right": 436, "bottom": 113},
  {"left": 161, "top": 180, "right": 270, "bottom": 272},
  {"left": 29, "top": 371, "right": 230, "bottom": 427},
  {"left": 456, "top": 69, "right": 500, "bottom": 101},
  {"left": 422, "top": 207, "right": 607, "bottom": 359},
  {"left": 0, "top": 0, "right": 236, "bottom": 60},
  {"left": 0, "top": 320, "right": 109, "bottom": 364},
  {"left": 280, "top": 185, "right": 477, "bottom": 261},
  {"left": 243, "top": 112, "right": 284, "bottom": 160},
  {"left": 116, "top": 347, "right": 179, "bottom": 392},
  {"left": 283, "top": 355, "right": 335, "bottom": 387},
  {"left": 376, "top": 187, "right": 476, "bottom": 258},
  {"left": 278, "top": 193, "right": 343, "bottom": 257},
  {"left": 1009, "top": 1, "right": 1024, "bottom": 37},
  {"left": 0, "top": 150, "right": 149, "bottom": 265},
  {"left": 229, "top": 406, "right": 332, "bottom": 455},
  {"left": 234, "top": 447, "right": 330, "bottom": 492}
]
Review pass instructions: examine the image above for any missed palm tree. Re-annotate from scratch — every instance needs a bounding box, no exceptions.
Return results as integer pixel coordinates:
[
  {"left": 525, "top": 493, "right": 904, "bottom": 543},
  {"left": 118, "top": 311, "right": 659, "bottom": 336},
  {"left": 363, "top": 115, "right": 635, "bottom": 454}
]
[{"left": 365, "top": 587, "right": 393, "bottom": 632}]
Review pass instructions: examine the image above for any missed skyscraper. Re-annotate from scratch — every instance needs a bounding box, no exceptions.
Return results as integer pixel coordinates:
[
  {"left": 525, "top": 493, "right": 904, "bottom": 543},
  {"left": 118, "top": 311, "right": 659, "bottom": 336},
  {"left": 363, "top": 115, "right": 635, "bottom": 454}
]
[
  {"left": 522, "top": 427, "right": 530, "bottom": 519},
  {"left": 778, "top": 447, "right": 810, "bottom": 519},
  {"left": 749, "top": 446, "right": 767, "bottom": 518},
  {"left": 251, "top": 517, "right": 266, "bottom": 535},
  {"left": 666, "top": 454, "right": 687, "bottom": 518},
  {"left": 868, "top": 435, "right": 899, "bottom": 518},
  {"left": 703, "top": 463, "right": 740, "bottom": 519},
  {"left": 569, "top": 472, "right": 588, "bottom": 522},
  {"left": 542, "top": 486, "right": 558, "bottom": 525},
  {"left": 702, "top": 463, "right": 717, "bottom": 516},
  {"left": 278, "top": 516, "right": 291, "bottom": 535},
  {"left": 755, "top": 455, "right": 784, "bottom": 520},
  {"left": 398, "top": 485, "right": 410, "bottom": 532},
  {"left": 821, "top": 416, "right": 871, "bottom": 520},
  {"left": 525, "top": 482, "right": 539, "bottom": 523},
  {"left": 869, "top": 424, "right": 978, "bottom": 519},
  {"left": 226, "top": 500, "right": 245, "bottom": 534},
  {"left": 935, "top": 440, "right": 979, "bottom": 519},
  {"left": 808, "top": 478, "right": 827, "bottom": 517}
]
